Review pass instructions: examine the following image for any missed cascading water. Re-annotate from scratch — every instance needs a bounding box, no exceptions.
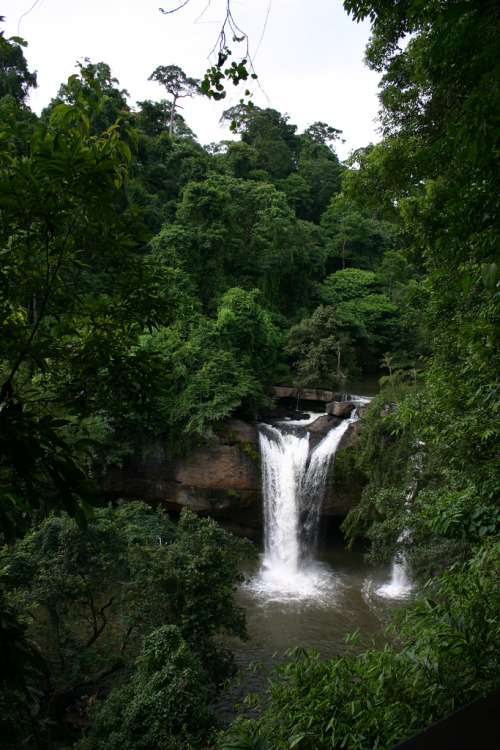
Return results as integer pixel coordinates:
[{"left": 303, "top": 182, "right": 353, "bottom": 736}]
[
  {"left": 252, "top": 411, "right": 357, "bottom": 598},
  {"left": 376, "top": 482, "right": 417, "bottom": 599},
  {"left": 219, "top": 395, "right": 406, "bottom": 719},
  {"left": 376, "top": 532, "right": 412, "bottom": 598}
]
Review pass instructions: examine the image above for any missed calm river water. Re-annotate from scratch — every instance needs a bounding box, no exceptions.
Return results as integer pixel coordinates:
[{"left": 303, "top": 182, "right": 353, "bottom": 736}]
[{"left": 218, "top": 536, "right": 409, "bottom": 720}]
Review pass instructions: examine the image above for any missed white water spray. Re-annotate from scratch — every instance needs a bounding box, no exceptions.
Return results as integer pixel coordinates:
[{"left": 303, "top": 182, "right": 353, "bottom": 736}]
[
  {"left": 376, "top": 547, "right": 411, "bottom": 598},
  {"left": 376, "top": 487, "right": 415, "bottom": 599},
  {"left": 254, "top": 412, "right": 357, "bottom": 598}
]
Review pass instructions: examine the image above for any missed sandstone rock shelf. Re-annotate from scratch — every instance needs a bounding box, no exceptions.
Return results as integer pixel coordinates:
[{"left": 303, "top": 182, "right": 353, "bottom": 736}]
[{"left": 101, "top": 409, "right": 365, "bottom": 536}]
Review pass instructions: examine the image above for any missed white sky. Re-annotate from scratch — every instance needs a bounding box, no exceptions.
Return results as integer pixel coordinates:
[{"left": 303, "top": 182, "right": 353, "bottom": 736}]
[{"left": 2, "top": 0, "right": 382, "bottom": 160}]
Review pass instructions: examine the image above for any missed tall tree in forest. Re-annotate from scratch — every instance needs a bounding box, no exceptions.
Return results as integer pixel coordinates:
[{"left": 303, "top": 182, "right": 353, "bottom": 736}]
[
  {"left": 148, "top": 64, "right": 202, "bottom": 137},
  {"left": 0, "top": 62, "right": 177, "bottom": 538}
]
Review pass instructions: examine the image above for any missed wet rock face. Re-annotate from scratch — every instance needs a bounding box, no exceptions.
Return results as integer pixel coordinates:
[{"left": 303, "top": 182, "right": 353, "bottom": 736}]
[
  {"left": 326, "top": 401, "right": 357, "bottom": 418},
  {"left": 100, "top": 418, "right": 263, "bottom": 536},
  {"left": 256, "top": 405, "right": 311, "bottom": 421},
  {"left": 271, "top": 386, "right": 350, "bottom": 402},
  {"left": 307, "top": 414, "right": 342, "bottom": 452},
  {"left": 100, "top": 416, "right": 365, "bottom": 534}
]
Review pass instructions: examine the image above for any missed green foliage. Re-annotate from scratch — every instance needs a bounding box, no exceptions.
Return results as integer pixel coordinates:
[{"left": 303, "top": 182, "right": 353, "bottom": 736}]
[
  {"left": 238, "top": 107, "right": 300, "bottom": 179},
  {"left": 322, "top": 267, "right": 376, "bottom": 302},
  {"left": 135, "top": 293, "right": 284, "bottom": 451},
  {"left": 7, "top": 504, "right": 252, "bottom": 687},
  {"left": 284, "top": 305, "right": 359, "bottom": 387},
  {"left": 219, "top": 722, "right": 270, "bottom": 750},
  {"left": 341, "top": 140, "right": 417, "bottom": 222},
  {"left": 293, "top": 131, "right": 344, "bottom": 223},
  {"left": 129, "top": 131, "right": 209, "bottom": 230},
  {"left": 321, "top": 196, "right": 394, "bottom": 271},
  {"left": 154, "top": 173, "right": 323, "bottom": 316},
  {"left": 0, "top": 32, "right": 36, "bottom": 105},
  {"left": 0, "top": 588, "right": 49, "bottom": 749},
  {"left": 4, "top": 504, "right": 253, "bottom": 744},
  {"left": 202, "top": 52, "right": 256, "bottom": 104},
  {"left": 289, "top": 269, "right": 403, "bottom": 384},
  {"left": 78, "top": 625, "right": 216, "bottom": 750},
  {"left": 212, "top": 140, "right": 260, "bottom": 179},
  {"left": 3, "top": 6, "right": 498, "bottom": 746},
  {"left": 136, "top": 98, "right": 195, "bottom": 139},
  {"left": 339, "top": 0, "right": 499, "bottom": 583},
  {"left": 216, "top": 287, "right": 282, "bottom": 380},
  {"left": 0, "top": 66, "right": 184, "bottom": 537},
  {"left": 374, "top": 248, "right": 415, "bottom": 304},
  {"left": 121, "top": 507, "right": 254, "bottom": 685}
]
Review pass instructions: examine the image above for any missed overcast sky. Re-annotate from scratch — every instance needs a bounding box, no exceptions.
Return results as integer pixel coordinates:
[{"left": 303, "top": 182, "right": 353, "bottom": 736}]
[{"left": 2, "top": 0, "right": 382, "bottom": 160}]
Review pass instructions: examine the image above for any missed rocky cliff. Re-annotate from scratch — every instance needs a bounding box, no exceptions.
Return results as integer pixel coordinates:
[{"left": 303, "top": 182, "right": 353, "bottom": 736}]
[{"left": 101, "top": 412, "right": 365, "bottom": 536}]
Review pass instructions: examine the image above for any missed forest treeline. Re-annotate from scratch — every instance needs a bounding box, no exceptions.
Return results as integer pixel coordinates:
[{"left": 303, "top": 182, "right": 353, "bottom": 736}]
[{"left": 0, "top": 0, "right": 499, "bottom": 747}]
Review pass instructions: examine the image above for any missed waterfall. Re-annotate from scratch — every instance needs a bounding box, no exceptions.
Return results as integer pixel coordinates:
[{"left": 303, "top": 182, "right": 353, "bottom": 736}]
[
  {"left": 377, "top": 485, "right": 416, "bottom": 599},
  {"left": 255, "top": 412, "right": 357, "bottom": 596},
  {"left": 376, "top": 539, "right": 411, "bottom": 598}
]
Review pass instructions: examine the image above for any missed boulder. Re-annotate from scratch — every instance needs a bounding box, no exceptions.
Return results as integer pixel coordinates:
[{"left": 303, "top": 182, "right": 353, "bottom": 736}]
[
  {"left": 300, "top": 388, "right": 344, "bottom": 402},
  {"left": 326, "top": 401, "right": 357, "bottom": 418},
  {"left": 307, "top": 414, "right": 342, "bottom": 451},
  {"left": 271, "top": 386, "right": 349, "bottom": 403}
]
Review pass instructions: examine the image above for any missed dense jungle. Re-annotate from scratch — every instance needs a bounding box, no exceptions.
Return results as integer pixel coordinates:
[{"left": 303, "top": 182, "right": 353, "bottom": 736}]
[{"left": 0, "top": 1, "right": 499, "bottom": 748}]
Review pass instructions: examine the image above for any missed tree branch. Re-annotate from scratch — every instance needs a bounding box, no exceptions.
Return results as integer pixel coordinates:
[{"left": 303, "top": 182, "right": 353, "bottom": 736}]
[{"left": 84, "top": 595, "right": 115, "bottom": 649}]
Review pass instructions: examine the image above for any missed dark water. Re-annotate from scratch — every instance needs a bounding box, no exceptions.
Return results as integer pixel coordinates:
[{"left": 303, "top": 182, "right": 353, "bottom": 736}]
[
  {"left": 218, "top": 539, "right": 406, "bottom": 720},
  {"left": 348, "top": 372, "right": 383, "bottom": 398},
  {"left": 234, "top": 542, "right": 397, "bottom": 661}
]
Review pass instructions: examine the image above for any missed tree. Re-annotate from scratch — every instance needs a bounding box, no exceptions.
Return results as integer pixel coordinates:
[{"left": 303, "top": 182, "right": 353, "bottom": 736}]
[
  {"left": 153, "top": 174, "right": 323, "bottom": 315},
  {"left": 0, "top": 61, "right": 188, "bottom": 535},
  {"left": 321, "top": 195, "right": 395, "bottom": 271},
  {"left": 148, "top": 64, "right": 202, "bottom": 137},
  {"left": 136, "top": 98, "right": 194, "bottom": 138},
  {"left": 321, "top": 267, "right": 376, "bottom": 302},
  {"left": 284, "top": 305, "right": 360, "bottom": 388},
  {"left": 5, "top": 504, "right": 253, "bottom": 744},
  {"left": 225, "top": 107, "right": 300, "bottom": 179},
  {"left": 41, "top": 61, "right": 133, "bottom": 137},
  {"left": 303, "top": 121, "right": 343, "bottom": 149},
  {"left": 0, "top": 64, "right": 188, "bottom": 742},
  {"left": 212, "top": 140, "right": 260, "bottom": 179},
  {"left": 0, "top": 32, "right": 36, "bottom": 105},
  {"left": 127, "top": 128, "right": 209, "bottom": 230},
  {"left": 78, "top": 625, "right": 216, "bottom": 750},
  {"left": 340, "top": 0, "right": 500, "bottom": 550}
]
